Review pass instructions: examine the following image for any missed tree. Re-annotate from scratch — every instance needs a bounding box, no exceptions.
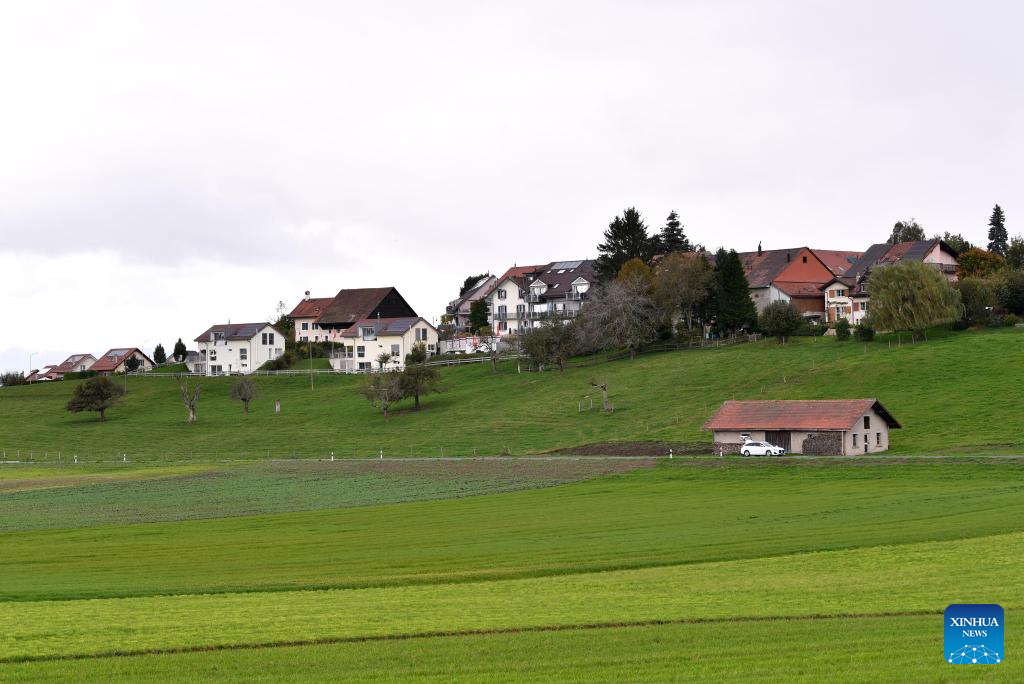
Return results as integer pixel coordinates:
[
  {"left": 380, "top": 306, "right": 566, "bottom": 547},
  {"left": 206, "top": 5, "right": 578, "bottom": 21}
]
[
  {"left": 867, "top": 261, "right": 963, "bottom": 340},
  {"left": 997, "top": 269, "right": 1024, "bottom": 315},
  {"left": 834, "top": 318, "right": 851, "bottom": 341},
  {"left": 712, "top": 249, "right": 757, "bottom": 334},
  {"left": 460, "top": 274, "right": 489, "bottom": 296},
  {"left": 360, "top": 370, "right": 405, "bottom": 421},
  {"left": 401, "top": 344, "right": 441, "bottom": 410},
  {"left": 376, "top": 352, "right": 393, "bottom": 369},
  {"left": 172, "top": 338, "right": 187, "bottom": 363},
  {"left": 578, "top": 277, "right": 659, "bottom": 359},
  {"left": 595, "top": 207, "right": 656, "bottom": 281},
  {"left": 656, "top": 210, "right": 692, "bottom": 254},
  {"left": 957, "top": 277, "right": 998, "bottom": 326},
  {"left": 519, "top": 321, "right": 578, "bottom": 373},
  {"left": 987, "top": 204, "right": 1008, "bottom": 256},
  {"left": 153, "top": 344, "right": 167, "bottom": 365},
  {"left": 590, "top": 379, "right": 613, "bottom": 412},
  {"left": 124, "top": 355, "right": 141, "bottom": 373},
  {"left": 957, "top": 248, "right": 1005, "bottom": 279},
  {"left": 1006, "top": 236, "right": 1024, "bottom": 269},
  {"left": 66, "top": 376, "right": 125, "bottom": 421},
  {"left": 229, "top": 377, "right": 259, "bottom": 413},
  {"left": 889, "top": 219, "right": 926, "bottom": 243},
  {"left": 758, "top": 301, "right": 803, "bottom": 344},
  {"left": 176, "top": 375, "right": 201, "bottom": 423},
  {"left": 934, "top": 232, "right": 974, "bottom": 255},
  {"left": 487, "top": 343, "right": 503, "bottom": 373},
  {"left": 615, "top": 257, "right": 654, "bottom": 291},
  {"left": 468, "top": 299, "right": 490, "bottom": 333},
  {"left": 653, "top": 252, "right": 714, "bottom": 336}
]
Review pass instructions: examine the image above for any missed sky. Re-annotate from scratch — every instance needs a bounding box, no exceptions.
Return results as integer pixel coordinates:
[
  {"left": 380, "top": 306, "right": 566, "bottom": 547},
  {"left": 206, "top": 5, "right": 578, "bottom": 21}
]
[{"left": 2, "top": 1, "right": 1022, "bottom": 371}]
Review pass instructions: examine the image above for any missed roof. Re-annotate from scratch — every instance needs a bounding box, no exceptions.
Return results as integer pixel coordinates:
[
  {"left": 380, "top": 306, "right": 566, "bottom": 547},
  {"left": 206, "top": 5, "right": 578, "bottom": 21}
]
[
  {"left": 52, "top": 354, "right": 97, "bottom": 374},
  {"left": 339, "top": 317, "right": 430, "bottom": 338},
  {"left": 735, "top": 248, "right": 818, "bottom": 288},
  {"left": 193, "top": 322, "right": 278, "bottom": 342},
  {"left": 91, "top": 348, "right": 155, "bottom": 372},
  {"left": 317, "top": 287, "right": 417, "bottom": 326},
  {"left": 702, "top": 399, "right": 901, "bottom": 431},
  {"left": 773, "top": 281, "right": 827, "bottom": 298},
  {"left": 287, "top": 297, "right": 334, "bottom": 320},
  {"left": 812, "top": 249, "right": 864, "bottom": 276},
  {"left": 531, "top": 260, "right": 595, "bottom": 293},
  {"left": 843, "top": 240, "right": 955, "bottom": 280}
]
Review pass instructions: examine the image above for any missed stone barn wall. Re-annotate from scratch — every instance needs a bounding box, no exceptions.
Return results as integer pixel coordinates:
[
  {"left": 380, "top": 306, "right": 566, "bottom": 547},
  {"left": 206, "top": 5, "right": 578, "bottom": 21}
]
[{"left": 801, "top": 431, "right": 843, "bottom": 455}]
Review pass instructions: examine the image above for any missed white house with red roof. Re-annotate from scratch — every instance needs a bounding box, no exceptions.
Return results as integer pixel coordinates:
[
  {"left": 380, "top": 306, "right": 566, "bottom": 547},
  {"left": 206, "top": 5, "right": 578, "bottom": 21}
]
[
  {"left": 332, "top": 317, "right": 438, "bottom": 372},
  {"left": 91, "top": 348, "right": 155, "bottom": 375},
  {"left": 286, "top": 292, "right": 336, "bottom": 343},
  {"left": 194, "top": 323, "right": 285, "bottom": 375}
]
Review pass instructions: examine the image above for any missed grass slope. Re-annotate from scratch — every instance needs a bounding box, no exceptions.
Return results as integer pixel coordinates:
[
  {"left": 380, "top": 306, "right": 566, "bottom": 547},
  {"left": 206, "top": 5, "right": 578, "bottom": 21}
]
[
  {"left": 3, "top": 460, "right": 1023, "bottom": 601},
  {"left": 0, "top": 328, "right": 1021, "bottom": 457}
]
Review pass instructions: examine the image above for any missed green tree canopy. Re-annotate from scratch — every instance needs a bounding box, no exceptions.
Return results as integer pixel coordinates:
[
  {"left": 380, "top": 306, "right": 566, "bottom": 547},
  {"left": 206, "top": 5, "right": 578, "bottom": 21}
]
[
  {"left": 595, "top": 207, "right": 656, "bottom": 281},
  {"left": 172, "top": 338, "right": 187, "bottom": 362},
  {"left": 1006, "top": 236, "right": 1024, "bottom": 269},
  {"left": 934, "top": 231, "right": 974, "bottom": 255},
  {"left": 889, "top": 219, "right": 926, "bottom": 243},
  {"left": 712, "top": 249, "right": 757, "bottom": 334},
  {"left": 401, "top": 343, "right": 441, "bottom": 410},
  {"left": 758, "top": 301, "right": 804, "bottom": 344},
  {"left": 656, "top": 210, "right": 692, "bottom": 254},
  {"left": 66, "top": 376, "right": 125, "bottom": 421},
  {"left": 957, "top": 248, "right": 1005, "bottom": 279},
  {"left": 987, "top": 204, "right": 1008, "bottom": 256},
  {"left": 229, "top": 378, "right": 259, "bottom": 413},
  {"left": 153, "top": 344, "right": 167, "bottom": 365},
  {"left": 468, "top": 299, "right": 490, "bottom": 333},
  {"left": 866, "top": 261, "right": 962, "bottom": 339}
]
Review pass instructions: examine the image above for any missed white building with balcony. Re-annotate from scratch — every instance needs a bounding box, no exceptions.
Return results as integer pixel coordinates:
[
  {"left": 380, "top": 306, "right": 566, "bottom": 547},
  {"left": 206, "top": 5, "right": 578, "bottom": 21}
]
[
  {"left": 194, "top": 323, "right": 285, "bottom": 375},
  {"left": 331, "top": 317, "right": 438, "bottom": 372}
]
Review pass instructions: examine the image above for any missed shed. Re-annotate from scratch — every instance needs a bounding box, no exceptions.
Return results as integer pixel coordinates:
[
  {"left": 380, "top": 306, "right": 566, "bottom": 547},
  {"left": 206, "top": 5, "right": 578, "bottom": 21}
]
[{"left": 702, "top": 399, "right": 901, "bottom": 455}]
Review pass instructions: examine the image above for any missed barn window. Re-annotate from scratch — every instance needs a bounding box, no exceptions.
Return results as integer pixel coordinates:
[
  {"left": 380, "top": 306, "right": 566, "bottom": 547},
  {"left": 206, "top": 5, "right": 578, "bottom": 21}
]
[
  {"left": 863, "top": 416, "right": 870, "bottom": 429},
  {"left": 853, "top": 434, "right": 858, "bottom": 446},
  {"left": 876, "top": 433, "right": 881, "bottom": 445}
]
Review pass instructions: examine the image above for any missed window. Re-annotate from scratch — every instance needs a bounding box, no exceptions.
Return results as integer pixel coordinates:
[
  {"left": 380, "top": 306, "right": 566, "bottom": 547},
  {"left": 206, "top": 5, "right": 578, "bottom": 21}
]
[
  {"left": 358, "top": 362, "right": 371, "bottom": 370},
  {"left": 209, "top": 349, "right": 217, "bottom": 361},
  {"left": 239, "top": 348, "right": 247, "bottom": 360},
  {"left": 416, "top": 328, "right": 428, "bottom": 341},
  {"left": 210, "top": 364, "right": 222, "bottom": 374},
  {"left": 300, "top": 336, "right": 308, "bottom": 342},
  {"left": 802, "top": 255, "right": 807, "bottom": 263},
  {"left": 301, "top": 322, "right": 309, "bottom": 331},
  {"left": 498, "top": 321, "right": 508, "bottom": 331},
  {"left": 361, "top": 327, "right": 376, "bottom": 341},
  {"left": 853, "top": 434, "right": 858, "bottom": 447},
  {"left": 391, "top": 344, "right": 400, "bottom": 356},
  {"left": 516, "top": 304, "right": 525, "bottom": 316},
  {"left": 261, "top": 332, "right": 275, "bottom": 345},
  {"left": 518, "top": 289, "right": 526, "bottom": 298},
  {"left": 863, "top": 416, "right": 870, "bottom": 429},
  {"left": 876, "top": 432, "right": 881, "bottom": 445},
  {"left": 497, "top": 289, "right": 506, "bottom": 299},
  {"left": 357, "top": 345, "right": 365, "bottom": 358},
  {"left": 427, "top": 344, "right": 436, "bottom": 354},
  {"left": 861, "top": 302, "right": 868, "bottom": 312}
]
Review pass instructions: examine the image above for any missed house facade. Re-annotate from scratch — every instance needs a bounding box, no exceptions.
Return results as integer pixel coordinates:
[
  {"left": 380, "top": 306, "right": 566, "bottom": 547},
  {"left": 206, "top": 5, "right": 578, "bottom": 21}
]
[
  {"left": 446, "top": 275, "right": 497, "bottom": 333},
  {"left": 703, "top": 399, "right": 901, "bottom": 455},
  {"left": 524, "top": 260, "right": 595, "bottom": 328},
  {"left": 194, "top": 323, "right": 285, "bottom": 375},
  {"left": 331, "top": 317, "right": 438, "bottom": 372},
  {"left": 91, "top": 348, "right": 155, "bottom": 375},
  {"left": 287, "top": 293, "right": 336, "bottom": 343},
  {"left": 736, "top": 247, "right": 861, "bottom": 320},
  {"left": 485, "top": 265, "right": 545, "bottom": 336},
  {"left": 822, "top": 240, "right": 959, "bottom": 324}
]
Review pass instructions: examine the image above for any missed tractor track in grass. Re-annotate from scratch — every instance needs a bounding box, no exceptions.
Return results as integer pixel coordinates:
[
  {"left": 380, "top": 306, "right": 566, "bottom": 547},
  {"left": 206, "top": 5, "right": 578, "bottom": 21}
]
[{"left": 0, "top": 610, "right": 945, "bottom": 665}]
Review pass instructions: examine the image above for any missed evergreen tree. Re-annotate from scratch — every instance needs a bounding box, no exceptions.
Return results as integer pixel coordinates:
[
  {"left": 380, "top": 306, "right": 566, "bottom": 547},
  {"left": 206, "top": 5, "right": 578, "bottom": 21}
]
[
  {"left": 172, "top": 338, "right": 187, "bottom": 362},
  {"left": 988, "top": 204, "right": 1008, "bottom": 256},
  {"left": 594, "top": 207, "right": 656, "bottom": 281},
  {"left": 468, "top": 299, "right": 490, "bottom": 333},
  {"left": 712, "top": 249, "right": 757, "bottom": 334},
  {"left": 656, "top": 210, "right": 692, "bottom": 254},
  {"left": 153, "top": 343, "right": 167, "bottom": 365},
  {"left": 889, "top": 219, "right": 926, "bottom": 243},
  {"left": 1006, "top": 235, "right": 1024, "bottom": 269},
  {"left": 934, "top": 231, "right": 974, "bottom": 255}
]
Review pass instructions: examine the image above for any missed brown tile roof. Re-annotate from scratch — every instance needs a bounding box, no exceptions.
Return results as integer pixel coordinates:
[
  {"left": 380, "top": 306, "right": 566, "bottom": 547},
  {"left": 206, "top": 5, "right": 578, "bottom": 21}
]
[
  {"left": 812, "top": 250, "right": 863, "bottom": 276},
  {"left": 317, "top": 287, "right": 417, "bottom": 326},
  {"left": 287, "top": 297, "right": 334, "bottom": 320},
  {"left": 735, "top": 248, "right": 810, "bottom": 288},
  {"left": 52, "top": 354, "right": 97, "bottom": 374},
  {"left": 702, "top": 399, "right": 901, "bottom": 431},
  {"left": 773, "top": 281, "right": 827, "bottom": 298},
  {"left": 193, "top": 323, "right": 278, "bottom": 343},
  {"left": 91, "top": 348, "right": 155, "bottom": 372}
]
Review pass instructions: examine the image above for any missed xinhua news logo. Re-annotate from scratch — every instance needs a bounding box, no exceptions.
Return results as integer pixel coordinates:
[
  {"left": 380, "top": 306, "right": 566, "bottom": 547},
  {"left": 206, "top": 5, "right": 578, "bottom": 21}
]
[{"left": 945, "top": 604, "right": 1003, "bottom": 664}]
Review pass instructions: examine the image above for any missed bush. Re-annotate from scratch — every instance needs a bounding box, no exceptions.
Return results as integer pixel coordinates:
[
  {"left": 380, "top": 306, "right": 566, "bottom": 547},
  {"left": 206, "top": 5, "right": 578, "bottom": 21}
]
[
  {"left": 834, "top": 319, "right": 851, "bottom": 341},
  {"left": 1004, "top": 313, "right": 1022, "bottom": 327},
  {"left": 757, "top": 301, "right": 804, "bottom": 343},
  {"left": 997, "top": 270, "right": 1024, "bottom": 315},
  {"left": 854, "top": 323, "right": 875, "bottom": 341},
  {"left": 1, "top": 371, "right": 29, "bottom": 387},
  {"left": 951, "top": 319, "right": 969, "bottom": 331}
]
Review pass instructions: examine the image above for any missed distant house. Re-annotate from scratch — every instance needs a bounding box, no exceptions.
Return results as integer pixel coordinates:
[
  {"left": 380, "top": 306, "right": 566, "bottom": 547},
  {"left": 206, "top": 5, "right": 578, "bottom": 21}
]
[
  {"left": 482, "top": 265, "right": 545, "bottom": 336},
  {"left": 26, "top": 365, "right": 59, "bottom": 382},
  {"left": 333, "top": 317, "right": 438, "bottom": 372},
  {"left": 703, "top": 399, "right": 901, "bottom": 455},
  {"left": 524, "top": 260, "right": 595, "bottom": 329},
  {"left": 91, "top": 348, "right": 155, "bottom": 375},
  {"left": 446, "top": 275, "right": 497, "bottom": 333},
  {"left": 734, "top": 246, "right": 862, "bottom": 321},
  {"left": 193, "top": 323, "right": 285, "bottom": 375},
  {"left": 179, "top": 350, "right": 205, "bottom": 374},
  {"left": 52, "top": 354, "right": 98, "bottom": 376},
  {"left": 287, "top": 292, "right": 336, "bottom": 343},
  {"left": 822, "top": 240, "right": 959, "bottom": 324}
]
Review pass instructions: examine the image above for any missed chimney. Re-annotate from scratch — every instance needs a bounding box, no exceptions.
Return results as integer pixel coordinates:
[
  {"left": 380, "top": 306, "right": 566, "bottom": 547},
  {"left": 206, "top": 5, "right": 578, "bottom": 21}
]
[
  {"left": 786, "top": 251, "right": 791, "bottom": 262},
  {"left": 757, "top": 241, "right": 762, "bottom": 256},
  {"left": 304, "top": 290, "right": 311, "bottom": 301}
]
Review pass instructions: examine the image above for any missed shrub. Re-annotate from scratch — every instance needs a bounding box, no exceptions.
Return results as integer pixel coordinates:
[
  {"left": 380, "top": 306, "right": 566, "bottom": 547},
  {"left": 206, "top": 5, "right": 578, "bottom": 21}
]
[
  {"left": 757, "top": 301, "right": 804, "bottom": 343},
  {"left": 1, "top": 371, "right": 29, "bottom": 387},
  {"left": 834, "top": 319, "right": 851, "bottom": 341},
  {"left": 854, "top": 323, "right": 875, "bottom": 342},
  {"left": 63, "top": 370, "right": 98, "bottom": 381},
  {"left": 1004, "top": 313, "right": 1022, "bottom": 327}
]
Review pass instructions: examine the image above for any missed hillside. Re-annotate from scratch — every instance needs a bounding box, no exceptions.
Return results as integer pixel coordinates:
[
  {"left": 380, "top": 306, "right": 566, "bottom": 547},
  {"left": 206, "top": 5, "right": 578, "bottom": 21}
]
[{"left": 1, "top": 327, "right": 1021, "bottom": 458}]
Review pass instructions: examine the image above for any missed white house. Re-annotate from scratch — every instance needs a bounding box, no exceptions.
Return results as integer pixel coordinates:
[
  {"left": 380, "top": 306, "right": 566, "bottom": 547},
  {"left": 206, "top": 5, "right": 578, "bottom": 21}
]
[
  {"left": 90, "top": 348, "right": 155, "bottom": 375},
  {"left": 286, "top": 292, "right": 336, "bottom": 343},
  {"left": 194, "top": 323, "right": 285, "bottom": 375},
  {"left": 524, "top": 260, "right": 595, "bottom": 327},
  {"left": 486, "top": 265, "right": 546, "bottom": 336},
  {"left": 332, "top": 317, "right": 438, "bottom": 372},
  {"left": 446, "top": 275, "right": 497, "bottom": 333}
]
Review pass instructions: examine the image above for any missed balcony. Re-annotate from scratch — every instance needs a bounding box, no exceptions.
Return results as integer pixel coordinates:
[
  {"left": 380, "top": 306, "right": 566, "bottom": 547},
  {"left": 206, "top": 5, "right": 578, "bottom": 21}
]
[{"left": 527, "top": 293, "right": 542, "bottom": 303}]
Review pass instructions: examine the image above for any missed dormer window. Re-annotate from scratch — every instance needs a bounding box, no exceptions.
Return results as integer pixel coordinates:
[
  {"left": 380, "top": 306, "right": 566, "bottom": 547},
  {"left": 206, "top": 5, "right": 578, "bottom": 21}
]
[{"left": 361, "top": 327, "right": 377, "bottom": 341}]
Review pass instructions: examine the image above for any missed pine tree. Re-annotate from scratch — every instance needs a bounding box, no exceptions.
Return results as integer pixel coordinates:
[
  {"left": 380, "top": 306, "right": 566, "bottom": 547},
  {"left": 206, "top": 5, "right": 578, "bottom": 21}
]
[
  {"left": 594, "top": 207, "right": 656, "bottom": 281},
  {"left": 153, "top": 343, "right": 167, "bottom": 365},
  {"left": 172, "top": 338, "right": 187, "bottom": 362},
  {"left": 468, "top": 299, "right": 490, "bottom": 333},
  {"left": 656, "top": 210, "right": 692, "bottom": 254},
  {"left": 988, "top": 204, "right": 1008, "bottom": 256},
  {"left": 712, "top": 249, "right": 757, "bottom": 334}
]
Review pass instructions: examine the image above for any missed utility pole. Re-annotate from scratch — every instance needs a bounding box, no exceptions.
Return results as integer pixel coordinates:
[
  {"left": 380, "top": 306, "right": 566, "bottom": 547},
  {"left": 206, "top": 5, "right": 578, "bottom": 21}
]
[{"left": 28, "top": 351, "right": 37, "bottom": 383}]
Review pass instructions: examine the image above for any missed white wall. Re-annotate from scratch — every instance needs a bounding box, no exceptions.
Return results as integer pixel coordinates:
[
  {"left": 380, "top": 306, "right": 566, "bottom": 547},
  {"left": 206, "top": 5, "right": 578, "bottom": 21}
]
[{"left": 197, "top": 326, "right": 285, "bottom": 375}]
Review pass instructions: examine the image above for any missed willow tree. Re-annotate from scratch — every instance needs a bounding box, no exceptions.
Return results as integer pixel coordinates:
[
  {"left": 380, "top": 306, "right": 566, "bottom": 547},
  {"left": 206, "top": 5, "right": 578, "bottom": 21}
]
[{"left": 866, "top": 261, "right": 962, "bottom": 340}]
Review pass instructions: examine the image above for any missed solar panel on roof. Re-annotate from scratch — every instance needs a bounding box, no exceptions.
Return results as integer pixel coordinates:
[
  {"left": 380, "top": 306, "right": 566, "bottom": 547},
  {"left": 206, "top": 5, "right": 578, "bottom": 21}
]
[{"left": 550, "top": 260, "right": 582, "bottom": 270}]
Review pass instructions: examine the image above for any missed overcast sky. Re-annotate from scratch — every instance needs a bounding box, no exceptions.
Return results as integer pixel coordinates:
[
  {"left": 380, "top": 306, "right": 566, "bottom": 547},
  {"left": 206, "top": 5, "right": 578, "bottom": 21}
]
[{"left": 2, "top": 1, "right": 1022, "bottom": 371}]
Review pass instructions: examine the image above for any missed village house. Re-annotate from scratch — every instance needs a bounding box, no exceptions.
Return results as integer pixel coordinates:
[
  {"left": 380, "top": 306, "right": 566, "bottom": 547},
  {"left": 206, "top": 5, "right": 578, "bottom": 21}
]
[
  {"left": 703, "top": 399, "right": 901, "bottom": 456},
  {"left": 445, "top": 275, "right": 497, "bottom": 333},
  {"left": 90, "top": 348, "right": 155, "bottom": 375},
  {"left": 193, "top": 323, "right": 285, "bottom": 375},
  {"left": 53, "top": 353, "right": 98, "bottom": 377},
  {"left": 821, "top": 239, "right": 959, "bottom": 324},
  {"left": 332, "top": 317, "right": 438, "bottom": 372},
  {"left": 291, "top": 287, "right": 419, "bottom": 341},
  {"left": 287, "top": 292, "right": 336, "bottom": 343},
  {"left": 735, "top": 246, "right": 862, "bottom": 321},
  {"left": 484, "top": 265, "right": 546, "bottom": 336}
]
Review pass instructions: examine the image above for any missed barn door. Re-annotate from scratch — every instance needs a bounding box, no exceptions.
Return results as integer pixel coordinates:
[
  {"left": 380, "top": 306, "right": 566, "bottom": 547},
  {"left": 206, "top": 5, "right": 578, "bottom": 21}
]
[{"left": 765, "top": 431, "right": 792, "bottom": 451}]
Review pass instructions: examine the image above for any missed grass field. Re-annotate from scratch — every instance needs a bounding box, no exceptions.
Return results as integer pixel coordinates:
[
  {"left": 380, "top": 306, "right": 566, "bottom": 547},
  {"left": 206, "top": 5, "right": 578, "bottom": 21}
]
[{"left": 1, "top": 327, "right": 1022, "bottom": 458}]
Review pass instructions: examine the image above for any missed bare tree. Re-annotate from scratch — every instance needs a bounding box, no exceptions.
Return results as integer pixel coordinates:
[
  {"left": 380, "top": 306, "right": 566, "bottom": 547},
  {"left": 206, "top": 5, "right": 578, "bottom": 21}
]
[
  {"left": 176, "top": 375, "right": 202, "bottom": 424},
  {"left": 376, "top": 352, "right": 393, "bottom": 369},
  {"left": 520, "top": 321, "right": 577, "bottom": 373},
  {"left": 487, "top": 342, "right": 503, "bottom": 373},
  {"left": 578, "top": 276, "right": 659, "bottom": 359},
  {"left": 590, "top": 379, "right": 613, "bottom": 412},
  {"left": 653, "top": 252, "right": 714, "bottom": 336},
  {"left": 229, "top": 377, "right": 259, "bottom": 413},
  {"left": 360, "top": 370, "right": 405, "bottom": 421}
]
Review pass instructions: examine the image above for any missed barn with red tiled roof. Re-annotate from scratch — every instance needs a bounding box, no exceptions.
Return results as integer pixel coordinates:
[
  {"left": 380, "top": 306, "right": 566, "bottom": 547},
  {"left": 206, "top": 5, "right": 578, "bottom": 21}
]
[{"left": 703, "top": 399, "right": 900, "bottom": 456}]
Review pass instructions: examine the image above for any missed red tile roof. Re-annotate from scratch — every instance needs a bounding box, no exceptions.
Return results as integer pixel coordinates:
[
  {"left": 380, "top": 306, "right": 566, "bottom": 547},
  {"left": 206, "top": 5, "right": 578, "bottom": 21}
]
[
  {"left": 287, "top": 297, "right": 334, "bottom": 320},
  {"left": 812, "top": 249, "right": 863, "bottom": 276},
  {"left": 91, "top": 348, "right": 155, "bottom": 372},
  {"left": 703, "top": 399, "right": 900, "bottom": 431},
  {"left": 52, "top": 354, "right": 97, "bottom": 374},
  {"left": 772, "top": 281, "right": 827, "bottom": 298}
]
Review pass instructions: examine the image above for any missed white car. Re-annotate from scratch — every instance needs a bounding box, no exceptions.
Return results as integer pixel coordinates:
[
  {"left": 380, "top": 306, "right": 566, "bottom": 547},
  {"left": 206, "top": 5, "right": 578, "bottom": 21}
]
[{"left": 741, "top": 440, "right": 785, "bottom": 457}]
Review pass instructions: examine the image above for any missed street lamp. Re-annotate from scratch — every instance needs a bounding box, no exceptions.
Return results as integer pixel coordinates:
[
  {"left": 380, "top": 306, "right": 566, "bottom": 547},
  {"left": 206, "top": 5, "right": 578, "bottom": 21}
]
[{"left": 28, "top": 351, "right": 38, "bottom": 384}]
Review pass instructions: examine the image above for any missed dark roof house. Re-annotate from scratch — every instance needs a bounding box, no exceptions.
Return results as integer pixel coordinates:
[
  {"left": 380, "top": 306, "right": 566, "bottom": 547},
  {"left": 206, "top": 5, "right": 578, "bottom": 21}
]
[
  {"left": 193, "top": 322, "right": 282, "bottom": 343},
  {"left": 317, "top": 287, "right": 418, "bottom": 328}
]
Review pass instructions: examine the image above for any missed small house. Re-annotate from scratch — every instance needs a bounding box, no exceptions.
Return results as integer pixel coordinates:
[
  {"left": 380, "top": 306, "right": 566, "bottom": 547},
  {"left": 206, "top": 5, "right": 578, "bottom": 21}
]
[{"left": 90, "top": 348, "right": 155, "bottom": 375}]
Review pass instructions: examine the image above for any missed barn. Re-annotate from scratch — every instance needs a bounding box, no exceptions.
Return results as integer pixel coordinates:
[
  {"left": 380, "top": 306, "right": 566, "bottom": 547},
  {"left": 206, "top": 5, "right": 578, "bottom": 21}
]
[{"left": 702, "top": 399, "right": 901, "bottom": 455}]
